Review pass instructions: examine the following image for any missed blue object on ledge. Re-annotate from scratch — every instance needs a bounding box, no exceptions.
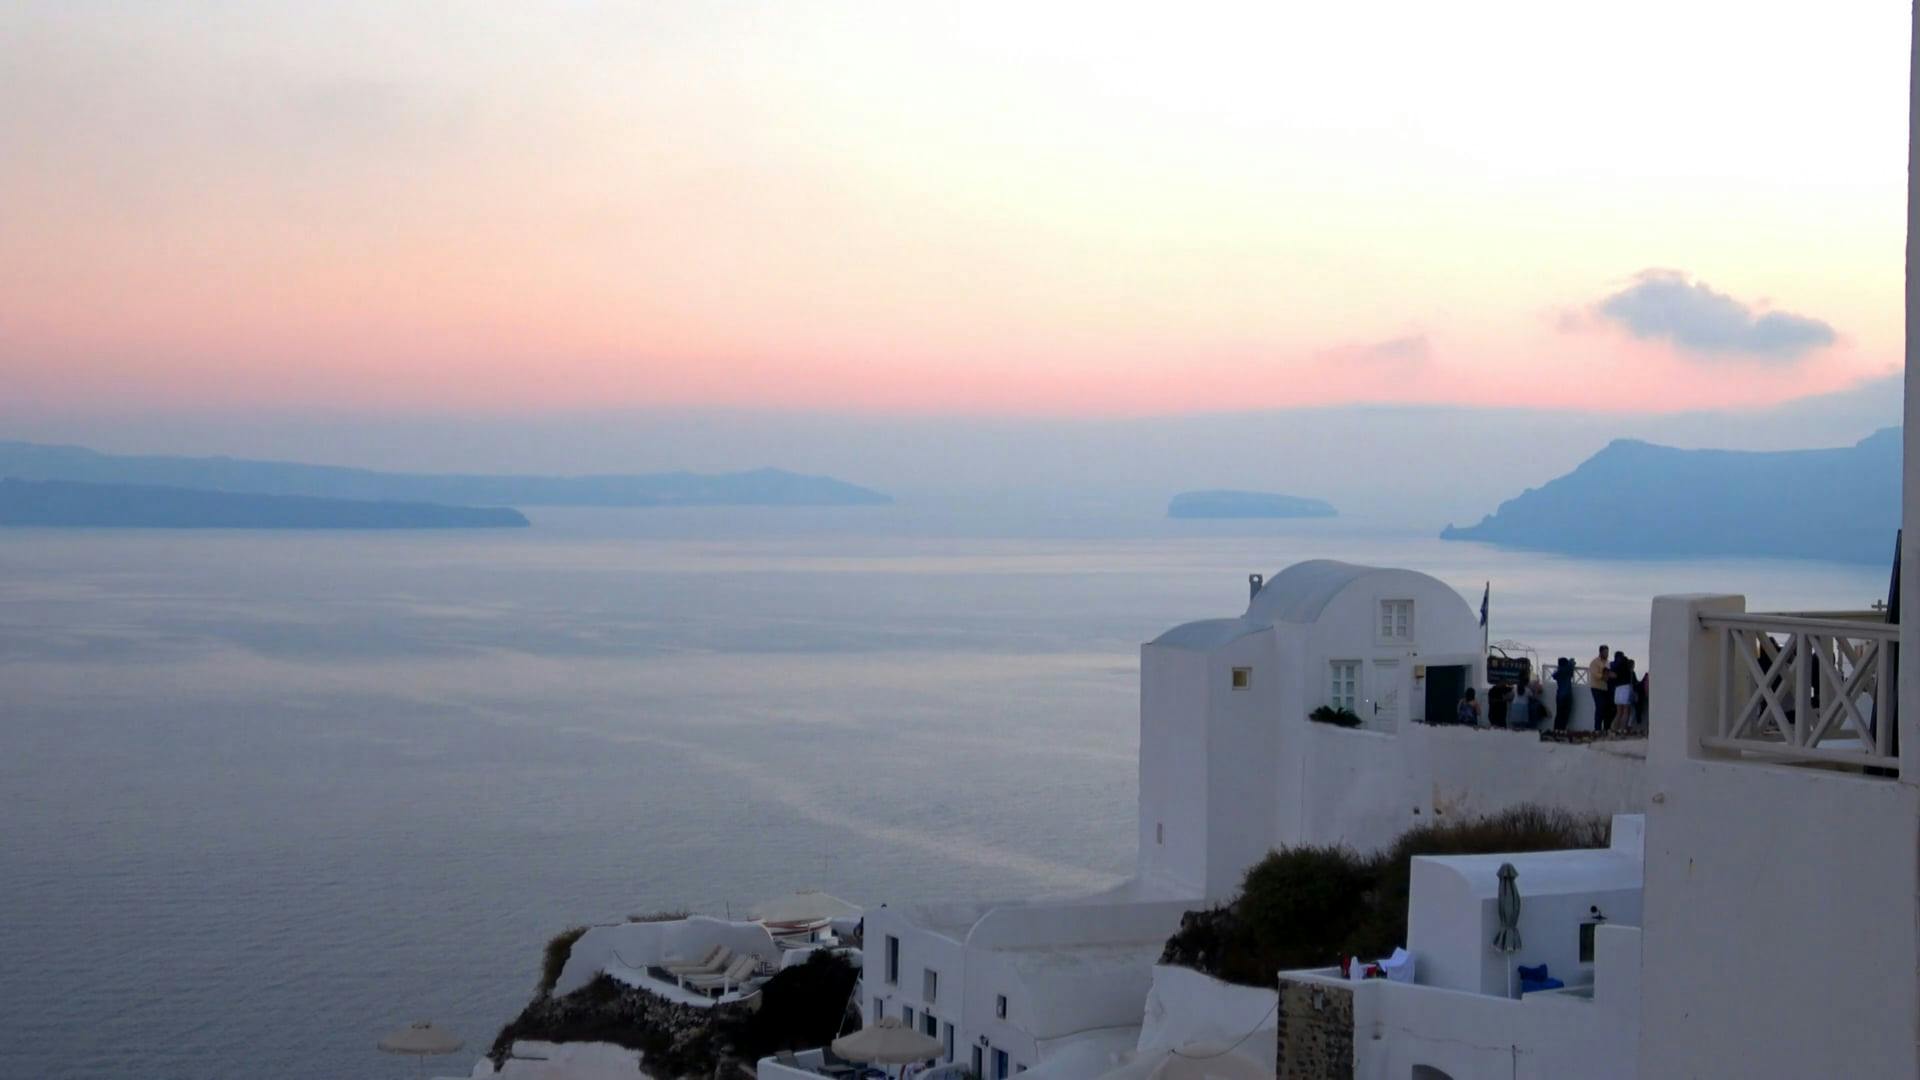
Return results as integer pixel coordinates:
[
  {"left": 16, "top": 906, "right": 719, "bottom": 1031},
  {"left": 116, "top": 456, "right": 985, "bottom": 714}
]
[{"left": 1516, "top": 963, "right": 1564, "bottom": 995}]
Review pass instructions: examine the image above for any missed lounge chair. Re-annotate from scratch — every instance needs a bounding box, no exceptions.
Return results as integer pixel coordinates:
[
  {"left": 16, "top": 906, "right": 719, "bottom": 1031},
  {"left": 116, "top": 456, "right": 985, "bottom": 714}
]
[
  {"left": 664, "top": 945, "right": 731, "bottom": 977},
  {"left": 682, "top": 955, "right": 758, "bottom": 995}
]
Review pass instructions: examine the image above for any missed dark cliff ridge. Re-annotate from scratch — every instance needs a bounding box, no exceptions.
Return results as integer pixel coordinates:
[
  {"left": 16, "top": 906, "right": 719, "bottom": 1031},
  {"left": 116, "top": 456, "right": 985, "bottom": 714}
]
[
  {"left": 1169, "top": 490, "right": 1338, "bottom": 519},
  {"left": 0, "top": 478, "right": 530, "bottom": 529},
  {"left": 0, "top": 441, "right": 892, "bottom": 508},
  {"left": 1440, "top": 427, "right": 1900, "bottom": 563}
]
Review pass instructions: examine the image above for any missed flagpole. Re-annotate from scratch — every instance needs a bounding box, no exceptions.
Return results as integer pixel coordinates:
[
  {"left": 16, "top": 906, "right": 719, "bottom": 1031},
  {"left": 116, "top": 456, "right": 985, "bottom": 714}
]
[{"left": 1481, "top": 581, "right": 1490, "bottom": 689}]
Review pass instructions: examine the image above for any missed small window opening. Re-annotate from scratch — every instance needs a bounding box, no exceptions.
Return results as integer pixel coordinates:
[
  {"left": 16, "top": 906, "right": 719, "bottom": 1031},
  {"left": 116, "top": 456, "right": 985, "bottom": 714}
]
[{"left": 1231, "top": 667, "right": 1251, "bottom": 690}]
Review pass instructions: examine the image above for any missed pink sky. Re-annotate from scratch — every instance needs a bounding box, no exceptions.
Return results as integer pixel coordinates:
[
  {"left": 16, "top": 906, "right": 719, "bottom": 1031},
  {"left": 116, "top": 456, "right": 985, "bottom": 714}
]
[{"left": 0, "top": 2, "right": 1906, "bottom": 418}]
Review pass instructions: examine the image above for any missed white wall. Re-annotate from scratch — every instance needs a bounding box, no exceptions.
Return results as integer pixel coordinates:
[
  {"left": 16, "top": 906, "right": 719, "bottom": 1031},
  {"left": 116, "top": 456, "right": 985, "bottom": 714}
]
[
  {"left": 1637, "top": 594, "right": 1920, "bottom": 1078},
  {"left": 553, "top": 917, "right": 776, "bottom": 997},
  {"left": 1202, "top": 632, "right": 1283, "bottom": 899},
  {"left": 1137, "top": 964, "right": 1276, "bottom": 1054},
  {"left": 1138, "top": 644, "right": 1215, "bottom": 895},
  {"left": 1283, "top": 722, "right": 1648, "bottom": 856},
  {"left": 1406, "top": 862, "right": 1640, "bottom": 998},
  {"left": 1334, "top": 973, "right": 1637, "bottom": 1080},
  {"left": 862, "top": 908, "right": 966, "bottom": 1055}
]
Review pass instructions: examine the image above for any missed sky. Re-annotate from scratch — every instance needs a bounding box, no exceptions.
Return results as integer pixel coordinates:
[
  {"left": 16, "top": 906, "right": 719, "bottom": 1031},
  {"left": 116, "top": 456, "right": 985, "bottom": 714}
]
[{"left": 1, "top": 0, "right": 1910, "bottom": 424}]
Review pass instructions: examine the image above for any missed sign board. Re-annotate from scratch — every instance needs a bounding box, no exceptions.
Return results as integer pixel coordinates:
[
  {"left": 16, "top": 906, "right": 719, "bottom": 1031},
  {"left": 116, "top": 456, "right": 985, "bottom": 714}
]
[{"left": 1487, "top": 655, "right": 1532, "bottom": 686}]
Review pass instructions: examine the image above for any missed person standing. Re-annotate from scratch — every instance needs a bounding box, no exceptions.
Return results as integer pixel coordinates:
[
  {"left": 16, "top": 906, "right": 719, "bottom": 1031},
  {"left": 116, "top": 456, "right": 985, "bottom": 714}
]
[
  {"left": 1588, "top": 645, "right": 1613, "bottom": 733},
  {"left": 1613, "top": 653, "right": 1637, "bottom": 731},
  {"left": 1552, "top": 659, "right": 1575, "bottom": 732},
  {"left": 1457, "top": 687, "right": 1481, "bottom": 726}
]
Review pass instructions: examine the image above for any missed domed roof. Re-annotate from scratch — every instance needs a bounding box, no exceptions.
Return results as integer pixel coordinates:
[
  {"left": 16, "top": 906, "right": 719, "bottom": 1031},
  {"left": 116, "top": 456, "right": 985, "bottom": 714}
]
[
  {"left": 1244, "top": 559, "right": 1384, "bottom": 624},
  {"left": 1150, "top": 617, "right": 1265, "bottom": 651}
]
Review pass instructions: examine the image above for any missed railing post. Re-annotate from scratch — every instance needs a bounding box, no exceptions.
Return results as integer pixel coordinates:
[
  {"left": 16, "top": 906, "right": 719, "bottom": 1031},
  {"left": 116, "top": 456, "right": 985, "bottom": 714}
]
[
  {"left": 1794, "top": 632, "right": 1813, "bottom": 749},
  {"left": 1652, "top": 594, "right": 1746, "bottom": 765},
  {"left": 1718, "top": 625, "right": 1731, "bottom": 741}
]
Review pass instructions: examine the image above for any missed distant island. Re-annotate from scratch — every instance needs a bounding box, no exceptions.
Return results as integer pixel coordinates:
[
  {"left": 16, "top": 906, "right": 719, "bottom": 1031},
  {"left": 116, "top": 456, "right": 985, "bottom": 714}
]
[
  {"left": 0, "top": 441, "right": 891, "bottom": 508},
  {"left": 1440, "top": 427, "right": 1900, "bottom": 563},
  {"left": 0, "top": 478, "right": 529, "bottom": 529},
  {"left": 1168, "top": 490, "right": 1338, "bottom": 519}
]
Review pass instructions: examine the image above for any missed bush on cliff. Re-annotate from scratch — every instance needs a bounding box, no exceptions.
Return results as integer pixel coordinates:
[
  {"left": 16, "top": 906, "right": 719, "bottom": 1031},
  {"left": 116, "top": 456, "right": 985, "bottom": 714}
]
[
  {"left": 539, "top": 926, "right": 589, "bottom": 997},
  {"left": 1160, "top": 805, "right": 1611, "bottom": 987}
]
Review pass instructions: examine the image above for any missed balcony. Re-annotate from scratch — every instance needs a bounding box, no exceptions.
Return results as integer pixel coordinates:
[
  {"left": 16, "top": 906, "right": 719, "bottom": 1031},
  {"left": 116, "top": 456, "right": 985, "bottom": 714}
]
[{"left": 1694, "top": 609, "right": 1897, "bottom": 775}]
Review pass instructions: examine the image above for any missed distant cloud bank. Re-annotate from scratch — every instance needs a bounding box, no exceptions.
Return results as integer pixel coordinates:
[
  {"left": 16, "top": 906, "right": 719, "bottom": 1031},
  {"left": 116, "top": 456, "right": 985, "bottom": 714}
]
[{"left": 1595, "top": 269, "right": 1836, "bottom": 360}]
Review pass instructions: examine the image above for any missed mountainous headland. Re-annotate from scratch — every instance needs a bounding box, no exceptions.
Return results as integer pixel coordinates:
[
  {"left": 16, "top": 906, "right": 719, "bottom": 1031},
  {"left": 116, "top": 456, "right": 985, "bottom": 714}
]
[
  {"left": 0, "top": 478, "right": 530, "bottom": 529},
  {"left": 1168, "top": 490, "right": 1338, "bottom": 519},
  {"left": 0, "top": 441, "right": 892, "bottom": 508},
  {"left": 1440, "top": 427, "right": 1900, "bottom": 563}
]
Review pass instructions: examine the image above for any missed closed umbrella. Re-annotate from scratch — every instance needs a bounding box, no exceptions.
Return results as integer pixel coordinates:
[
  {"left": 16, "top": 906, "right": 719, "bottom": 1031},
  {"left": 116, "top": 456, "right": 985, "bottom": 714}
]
[
  {"left": 1493, "top": 863, "right": 1522, "bottom": 998},
  {"left": 378, "top": 1020, "right": 463, "bottom": 1078},
  {"left": 832, "top": 1017, "right": 943, "bottom": 1071}
]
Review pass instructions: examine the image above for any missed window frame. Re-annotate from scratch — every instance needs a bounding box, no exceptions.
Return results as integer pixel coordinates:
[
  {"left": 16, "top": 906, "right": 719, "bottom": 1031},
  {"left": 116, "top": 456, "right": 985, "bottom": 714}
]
[
  {"left": 1230, "top": 666, "right": 1251, "bottom": 691},
  {"left": 885, "top": 935, "right": 900, "bottom": 984},
  {"left": 1328, "top": 660, "right": 1361, "bottom": 712},
  {"left": 1378, "top": 598, "right": 1414, "bottom": 644}
]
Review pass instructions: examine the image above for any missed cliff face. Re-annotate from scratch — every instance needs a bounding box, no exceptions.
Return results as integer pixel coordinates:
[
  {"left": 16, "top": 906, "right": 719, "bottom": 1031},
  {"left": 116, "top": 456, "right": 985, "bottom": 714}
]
[
  {"left": 0, "top": 478, "right": 530, "bottom": 528},
  {"left": 1440, "top": 428, "right": 1900, "bottom": 563},
  {"left": 0, "top": 441, "right": 892, "bottom": 507}
]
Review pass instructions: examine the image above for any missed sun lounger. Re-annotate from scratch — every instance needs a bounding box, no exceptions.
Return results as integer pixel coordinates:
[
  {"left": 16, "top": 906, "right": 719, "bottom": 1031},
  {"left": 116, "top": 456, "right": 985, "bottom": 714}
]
[
  {"left": 663, "top": 945, "right": 731, "bottom": 977},
  {"left": 682, "top": 955, "right": 758, "bottom": 995}
]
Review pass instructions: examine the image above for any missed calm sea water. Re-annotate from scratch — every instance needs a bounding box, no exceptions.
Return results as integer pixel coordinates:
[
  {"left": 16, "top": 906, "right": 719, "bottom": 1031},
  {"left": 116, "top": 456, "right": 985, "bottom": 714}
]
[{"left": 0, "top": 504, "right": 1888, "bottom": 1080}]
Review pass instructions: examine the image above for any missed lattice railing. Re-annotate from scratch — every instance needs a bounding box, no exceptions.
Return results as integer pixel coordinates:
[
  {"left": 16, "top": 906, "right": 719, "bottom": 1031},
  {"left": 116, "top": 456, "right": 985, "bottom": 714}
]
[{"left": 1699, "top": 612, "right": 1898, "bottom": 773}]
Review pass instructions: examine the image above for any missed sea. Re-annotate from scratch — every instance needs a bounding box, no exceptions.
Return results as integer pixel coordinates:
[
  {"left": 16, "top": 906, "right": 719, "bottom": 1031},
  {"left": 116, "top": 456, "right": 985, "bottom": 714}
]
[{"left": 0, "top": 501, "right": 1889, "bottom": 1080}]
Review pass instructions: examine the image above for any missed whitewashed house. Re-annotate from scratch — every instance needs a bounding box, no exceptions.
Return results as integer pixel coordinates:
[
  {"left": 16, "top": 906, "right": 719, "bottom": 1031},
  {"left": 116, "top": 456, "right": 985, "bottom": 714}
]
[
  {"left": 1138, "top": 560, "right": 1646, "bottom": 897},
  {"left": 860, "top": 893, "right": 1194, "bottom": 1080},
  {"left": 1277, "top": 818, "right": 1646, "bottom": 1079},
  {"left": 837, "top": 560, "right": 1648, "bottom": 1080}
]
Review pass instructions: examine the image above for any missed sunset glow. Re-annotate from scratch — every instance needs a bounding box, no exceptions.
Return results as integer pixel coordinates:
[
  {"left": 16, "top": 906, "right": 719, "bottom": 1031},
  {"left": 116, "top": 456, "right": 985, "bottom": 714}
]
[{"left": 1, "top": 1, "right": 1907, "bottom": 416}]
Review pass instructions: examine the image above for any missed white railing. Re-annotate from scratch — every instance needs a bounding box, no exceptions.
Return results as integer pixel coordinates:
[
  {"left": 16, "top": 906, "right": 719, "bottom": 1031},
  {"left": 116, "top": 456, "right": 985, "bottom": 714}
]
[{"left": 1699, "top": 612, "right": 1898, "bottom": 773}]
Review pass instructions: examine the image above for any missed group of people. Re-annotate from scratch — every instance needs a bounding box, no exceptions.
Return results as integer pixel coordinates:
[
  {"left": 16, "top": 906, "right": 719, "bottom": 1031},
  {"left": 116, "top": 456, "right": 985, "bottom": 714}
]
[
  {"left": 1587, "top": 644, "right": 1647, "bottom": 733},
  {"left": 1449, "top": 645, "right": 1648, "bottom": 732},
  {"left": 1456, "top": 678, "right": 1555, "bottom": 730}
]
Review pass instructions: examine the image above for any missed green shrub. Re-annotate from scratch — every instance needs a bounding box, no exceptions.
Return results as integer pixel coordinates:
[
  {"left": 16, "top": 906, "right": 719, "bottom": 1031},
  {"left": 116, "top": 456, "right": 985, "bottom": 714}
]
[
  {"left": 627, "top": 910, "right": 691, "bottom": 923},
  {"left": 539, "top": 926, "right": 589, "bottom": 996},
  {"left": 1309, "top": 705, "right": 1363, "bottom": 727},
  {"left": 1343, "top": 806, "right": 1608, "bottom": 959},
  {"left": 1160, "top": 804, "right": 1611, "bottom": 987}
]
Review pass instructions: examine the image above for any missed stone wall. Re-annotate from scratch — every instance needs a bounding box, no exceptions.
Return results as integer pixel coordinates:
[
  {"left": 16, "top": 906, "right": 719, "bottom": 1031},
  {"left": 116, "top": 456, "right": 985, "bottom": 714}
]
[{"left": 1275, "top": 976, "right": 1353, "bottom": 1079}]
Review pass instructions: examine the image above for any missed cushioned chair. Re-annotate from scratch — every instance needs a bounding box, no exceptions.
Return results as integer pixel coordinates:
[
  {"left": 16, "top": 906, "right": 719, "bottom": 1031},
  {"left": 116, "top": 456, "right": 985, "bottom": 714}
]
[{"left": 1517, "top": 963, "right": 1564, "bottom": 995}]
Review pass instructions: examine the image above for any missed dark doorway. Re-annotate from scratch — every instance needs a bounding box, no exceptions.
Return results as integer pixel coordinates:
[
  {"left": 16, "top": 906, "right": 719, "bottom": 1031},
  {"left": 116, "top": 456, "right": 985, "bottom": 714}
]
[{"left": 1425, "top": 664, "right": 1467, "bottom": 724}]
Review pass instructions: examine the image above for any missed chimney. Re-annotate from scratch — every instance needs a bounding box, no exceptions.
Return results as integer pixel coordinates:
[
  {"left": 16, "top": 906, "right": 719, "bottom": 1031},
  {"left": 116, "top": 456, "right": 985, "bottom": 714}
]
[{"left": 1249, "top": 573, "right": 1264, "bottom": 600}]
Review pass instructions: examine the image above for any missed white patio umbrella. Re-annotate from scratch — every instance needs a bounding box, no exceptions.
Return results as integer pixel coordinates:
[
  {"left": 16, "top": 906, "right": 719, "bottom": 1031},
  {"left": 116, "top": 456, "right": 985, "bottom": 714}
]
[
  {"left": 1493, "top": 863, "right": 1523, "bottom": 998},
  {"left": 378, "top": 1020, "right": 463, "bottom": 1077},
  {"left": 751, "top": 890, "right": 861, "bottom": 924},
  {"left": 832, "top": 1017, "right": 943, "bottom": 1069}
]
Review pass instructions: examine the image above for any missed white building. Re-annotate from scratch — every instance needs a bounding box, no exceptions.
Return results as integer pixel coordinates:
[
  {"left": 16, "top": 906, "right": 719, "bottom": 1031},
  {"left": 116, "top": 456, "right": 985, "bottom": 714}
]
[
  {"left": 1278, "top": 818, "right": 1646, "bottom": 1079},
  {"left": 856, "top": 560, "right": 1647, "bottom": 1080},
  {"left": 1139, "top": 559, "right": 1646, "bottom": 897},
  {"left": 861, "top": 893, "right": 1194, "bottom": 1080}
]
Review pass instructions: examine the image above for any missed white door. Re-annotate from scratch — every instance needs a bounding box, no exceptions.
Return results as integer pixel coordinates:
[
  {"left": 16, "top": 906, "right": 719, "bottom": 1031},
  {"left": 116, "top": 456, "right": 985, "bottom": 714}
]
[{"left": 1370, "top": 660, "right": 1402, "bottom": 730}]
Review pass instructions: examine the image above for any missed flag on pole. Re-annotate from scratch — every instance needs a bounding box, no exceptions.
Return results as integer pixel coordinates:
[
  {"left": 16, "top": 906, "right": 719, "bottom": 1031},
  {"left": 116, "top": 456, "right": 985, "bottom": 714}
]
[{"left": 1479, "top": 582, "right": 1490, "bottom": 628}]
